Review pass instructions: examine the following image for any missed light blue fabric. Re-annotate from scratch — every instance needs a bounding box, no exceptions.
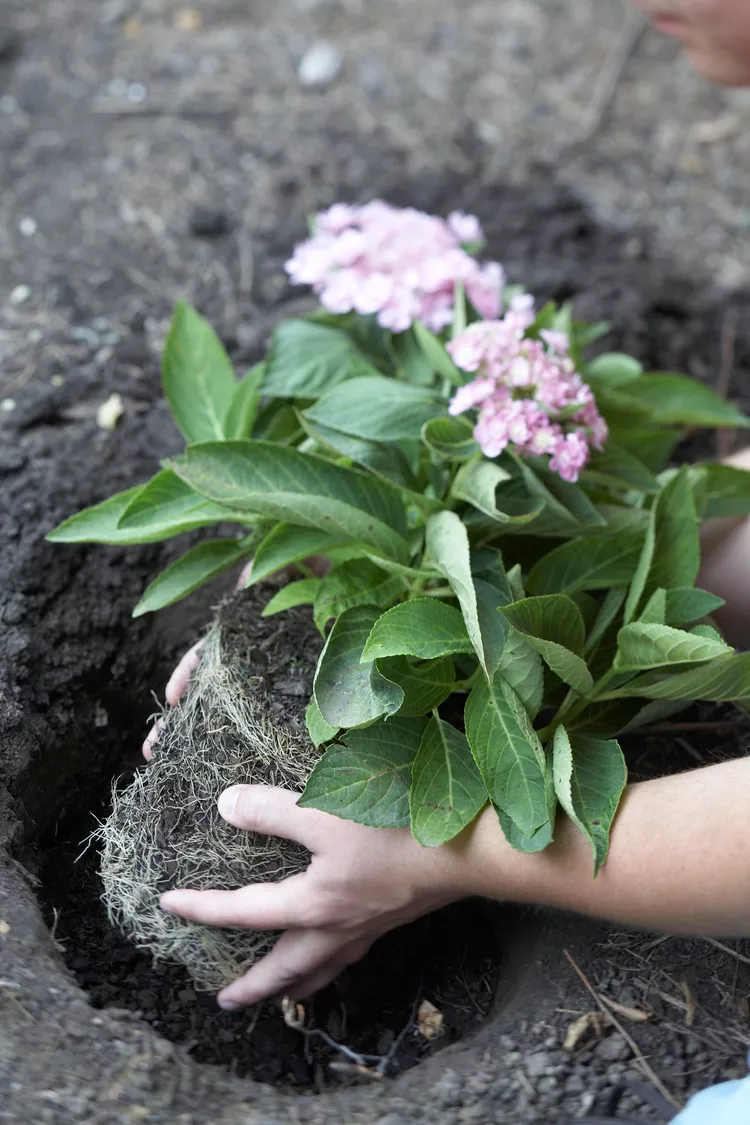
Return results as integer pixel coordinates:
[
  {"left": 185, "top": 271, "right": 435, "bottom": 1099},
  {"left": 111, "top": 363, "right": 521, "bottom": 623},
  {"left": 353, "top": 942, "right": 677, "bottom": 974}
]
[{"left": 673, "top": 1075, "right": 750, "bottom": 1123}]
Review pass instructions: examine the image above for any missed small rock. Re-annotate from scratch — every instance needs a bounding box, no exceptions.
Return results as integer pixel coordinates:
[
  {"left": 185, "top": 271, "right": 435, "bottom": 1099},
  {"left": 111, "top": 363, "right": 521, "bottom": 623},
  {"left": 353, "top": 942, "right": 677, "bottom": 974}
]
[
  {"left": 525, "top": 1051, "right": 552, "bottom": 1078},
  {"left": 595, "top": 1033, "right": 631, "bottom": 1063},
  {"left": 96, "top": 392, "right": 124, "bottom": 431},
  {"left": 127, "top": 82, "right": 147, "bottom": 103},
  {"left": 0, "top": 445, "right": 25, "bottom": 472},
  {"left": 189, "top": 206, "right": 231, "bottom": 238},
  {"left": 0, "top": 398, "right": 16, "bottom": 413},
  {"left": 272, "top": 677, "right": 308, "bottom": 696},
  {"left": 374, "top": 1116, "right": 409, "bottom": 1125},
  {"left": 297, "top": 41, "right": 343, "bottom": 87},
  {"left": 19, "top": 217, "right": 37, "bottom": 237},
  {"left": 9, "top": 284, "right": 30, "bottom": 306}
]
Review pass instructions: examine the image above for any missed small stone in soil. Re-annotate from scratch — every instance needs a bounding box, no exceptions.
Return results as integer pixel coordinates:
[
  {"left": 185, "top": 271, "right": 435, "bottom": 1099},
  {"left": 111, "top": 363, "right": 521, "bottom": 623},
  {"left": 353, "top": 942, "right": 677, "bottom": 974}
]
[{"left": 188, "top": 207, "right": 232, "bottom": 238}]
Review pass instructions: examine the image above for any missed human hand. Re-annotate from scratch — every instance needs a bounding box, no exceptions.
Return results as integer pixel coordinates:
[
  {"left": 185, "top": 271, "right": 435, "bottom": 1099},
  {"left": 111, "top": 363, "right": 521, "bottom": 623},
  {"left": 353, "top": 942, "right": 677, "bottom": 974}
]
[{"left": 159, "top": 785, "right": 485, "bottom": 1008}]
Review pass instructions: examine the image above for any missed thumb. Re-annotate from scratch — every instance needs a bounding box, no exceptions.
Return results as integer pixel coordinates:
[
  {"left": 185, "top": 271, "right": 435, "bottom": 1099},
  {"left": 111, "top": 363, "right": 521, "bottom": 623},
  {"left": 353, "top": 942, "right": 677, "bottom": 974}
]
[{"left": 218, "top": 785, "right": 323, "bottom": 850}]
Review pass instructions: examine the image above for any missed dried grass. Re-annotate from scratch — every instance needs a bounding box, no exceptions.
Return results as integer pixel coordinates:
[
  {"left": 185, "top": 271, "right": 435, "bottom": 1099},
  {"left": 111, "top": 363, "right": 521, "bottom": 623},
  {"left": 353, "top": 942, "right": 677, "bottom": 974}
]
[{"left": 98, "top": 611, "right": 320, "bottom": 991}]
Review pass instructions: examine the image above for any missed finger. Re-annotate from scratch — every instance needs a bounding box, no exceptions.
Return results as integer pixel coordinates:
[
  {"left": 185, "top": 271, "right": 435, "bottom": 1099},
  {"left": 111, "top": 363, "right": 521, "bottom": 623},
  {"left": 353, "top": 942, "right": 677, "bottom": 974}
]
[
  {"left": 165, "top": 640, "right": 204, "bottom": 706},
  {"left": 160, "top": 870, "right": 313, "bottom": 931},
  {"left": 218, "top": 785, "right": 327, "bottom": 851},
  {"left": 285, "top": 938, "right": 373, "bottom": 1000},
  {"left": 142, "top": 716, "right": 165, "bottom": 760},
  {"left": 216, "top": 929, "right": 348, "bottom": 1008}
]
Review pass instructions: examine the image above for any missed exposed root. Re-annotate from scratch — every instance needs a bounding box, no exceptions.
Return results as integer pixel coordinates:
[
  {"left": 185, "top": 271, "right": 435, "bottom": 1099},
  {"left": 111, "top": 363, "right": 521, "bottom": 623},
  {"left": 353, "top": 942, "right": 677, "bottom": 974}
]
[{"left": 98, "top": 598, "right": 321, "bottom": 991}]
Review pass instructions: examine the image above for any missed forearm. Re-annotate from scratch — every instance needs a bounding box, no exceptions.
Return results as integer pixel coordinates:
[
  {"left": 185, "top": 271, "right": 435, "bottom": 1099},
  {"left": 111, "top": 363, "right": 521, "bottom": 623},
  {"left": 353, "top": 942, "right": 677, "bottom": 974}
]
[{"left": 463, "top": 758, "right": 750, "bottom": 936}]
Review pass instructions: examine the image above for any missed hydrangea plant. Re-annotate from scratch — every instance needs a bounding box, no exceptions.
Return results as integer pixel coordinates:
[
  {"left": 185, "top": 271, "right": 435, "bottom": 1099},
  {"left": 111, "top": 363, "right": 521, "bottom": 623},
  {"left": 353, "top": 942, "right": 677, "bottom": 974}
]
[{"left": 49, "top": 202, "right": 750, "bottom": 871}]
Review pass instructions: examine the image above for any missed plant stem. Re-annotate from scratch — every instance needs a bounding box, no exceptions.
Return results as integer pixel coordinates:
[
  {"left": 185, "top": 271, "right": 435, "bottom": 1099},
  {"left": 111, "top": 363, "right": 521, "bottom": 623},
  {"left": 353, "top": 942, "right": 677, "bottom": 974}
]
[{"left": 537, "top": 666, "right": 618, "bottom": 743}]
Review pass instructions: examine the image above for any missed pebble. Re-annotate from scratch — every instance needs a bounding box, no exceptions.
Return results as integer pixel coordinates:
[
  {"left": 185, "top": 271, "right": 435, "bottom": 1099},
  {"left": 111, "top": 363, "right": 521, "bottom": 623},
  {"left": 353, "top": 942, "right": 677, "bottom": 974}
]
[
  {"left": 594, "top": 1033, "right": 631, "bottom": 1063},
  {"left": 19, "top": 217, "right": 37, "bottom": 237},
  {"left": 297, "top": 41, "right": 343, "bottom": 87},
  {"left": 9, "top": 284, "right": 31, "bottom": 306},
  {"left": 0, "top": 398, "right": 16, "bottom": 413},
  {"left": 525, "top": 1050, "right": 553, "bottom": 1078},
  {"left": 127, "top": 82, "right": 147, "bottom": 103},
  {"left": 189, "top": 206, "right": 231, "bottom": 238},
  {"left": 374, "top": 1116, "right": 409, "bottom": 1125}
]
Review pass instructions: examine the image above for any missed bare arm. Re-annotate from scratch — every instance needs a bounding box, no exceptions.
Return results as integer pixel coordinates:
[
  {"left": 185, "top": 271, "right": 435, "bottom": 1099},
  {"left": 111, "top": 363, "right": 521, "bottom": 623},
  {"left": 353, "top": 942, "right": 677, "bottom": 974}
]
[
  {"left": 162, "top": 451, "right": 750, "bottom": 1008},
  {"left": 162, "top": 757, "right": 750, "bottom": 1008}
]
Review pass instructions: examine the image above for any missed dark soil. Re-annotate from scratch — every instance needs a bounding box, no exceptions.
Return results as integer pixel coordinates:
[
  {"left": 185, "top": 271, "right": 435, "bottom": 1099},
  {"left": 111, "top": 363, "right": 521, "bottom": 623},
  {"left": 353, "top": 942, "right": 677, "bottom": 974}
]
[
  {"left": 37, "top": 590, "right": 500, "bottom": 1088},
  {"left": 3, "top": 6, "right": 750, "bottom": 1119}
]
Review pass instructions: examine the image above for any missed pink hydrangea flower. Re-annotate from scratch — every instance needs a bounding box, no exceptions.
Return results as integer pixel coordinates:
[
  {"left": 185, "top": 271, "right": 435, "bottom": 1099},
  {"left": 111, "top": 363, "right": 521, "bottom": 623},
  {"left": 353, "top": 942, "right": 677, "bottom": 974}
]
[
  {"left": 447, "top": 303, "right": 607, "bottom": 482},
  {"left": 285, "top": 201, "right": 504, "bottom": 332}
]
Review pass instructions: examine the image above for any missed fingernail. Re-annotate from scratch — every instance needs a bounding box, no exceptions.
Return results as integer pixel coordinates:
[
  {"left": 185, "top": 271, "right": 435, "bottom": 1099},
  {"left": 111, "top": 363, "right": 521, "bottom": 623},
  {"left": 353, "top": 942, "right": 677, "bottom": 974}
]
[
  {"left": 218, "top": 785, "right": 242, "bottom": 820},
  {"left": 218, "top": 997, "right": 240, "bottom": 1011}
]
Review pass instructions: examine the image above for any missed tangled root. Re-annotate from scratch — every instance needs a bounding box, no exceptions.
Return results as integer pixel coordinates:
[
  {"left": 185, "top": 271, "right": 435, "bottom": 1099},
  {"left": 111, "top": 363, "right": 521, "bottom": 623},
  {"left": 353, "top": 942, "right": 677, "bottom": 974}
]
[{"left": 98, "top": 593, "right": 322, "bottom": 991}]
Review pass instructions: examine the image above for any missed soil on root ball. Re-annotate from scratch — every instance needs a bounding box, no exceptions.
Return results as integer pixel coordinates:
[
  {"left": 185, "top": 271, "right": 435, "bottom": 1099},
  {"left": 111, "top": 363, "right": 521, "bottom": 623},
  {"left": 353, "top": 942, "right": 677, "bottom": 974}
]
[{"left": 38, "top": 588, "right": 502, "bottom": 1089}]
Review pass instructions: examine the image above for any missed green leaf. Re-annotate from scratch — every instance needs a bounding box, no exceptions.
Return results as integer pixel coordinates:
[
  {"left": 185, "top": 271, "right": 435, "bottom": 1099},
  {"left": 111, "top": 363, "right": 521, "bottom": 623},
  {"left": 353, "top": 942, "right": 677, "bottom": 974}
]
[
  {"left": 161, "top": 302, "right": 237, "bottom": 442},
  {"left": 305, "top": 697, "right": 338, "bottom": 748},
  {"left": 701, "top": 464, "right": 750, "bottom": 518},
  {"left": 263, "top": 319, "right": 379, "bottom": 398},
  {"left": 496, "top": 630, "right": 544, "bottom": 719},
  {"left": 421, "top": 415, "right": 479, "bottom": 461},
  {"left": 665, "top": 587, "right": 725, "bottom": 626},
  {"left": 313, "top": 605, "right": 404, "bottom": 728},
  {"left": 607, "top": 651, "right": 750, "bottom": 701},
  {"left": 377, "top": 656, "right": 456, "bottom": 717},
  {"left": 261, "top": 577, "right": 321, "bottom": 617},
  {"left": 175, "top": 441, "right": 410, "bottom": 562},
  {"left": 465, "top": 673, "right": 548, "bottom": 837},
  {"left": 583, "top": 442, "right": 659, "bottom": 494},
  {"left": 303, "top": 376, "right": 442, "bottom": 443},
  {"left": 500, "top": 595, "right": 593, "bottom": 693},
  {"left": 584, "top": 353, "right": 642, "bottom": 387},
  {"left": 608, "top": 426, "right": 684, "bottom": 474},
  {"left": 614, "top": 622, "right": 732, "bottom": 672},
  {"left": 298, "top": 716, "right": 426, "bottom": 827},
  {"left": 410, "top": 717, "right": 487, "bottom": 846},
  {"left": 249, "top": 524, "right": 349, "bottom": 583},
  {"left": 552, "top": 727, "right": 627, "bottom": 874},
  {"left": 132, "top": 537, "right": 253, "bottom": 616},
  {"left": 639, "top": 588, "right": 667, "bottom": 626},
  {"left": 526, "top": 532, "right": 644, "bottom": 596},
  {"left": 299, "top": 414, "right": 420, "bottom": 490},
  {"left": 584, "top": 587, "right": 627, "bottom": 656},
  {"left": 361, "top": 599, "right": 474, "bottom": 661},
  {"left": 426, "top": 511, "right": 488, "bottom": 675},
  {"left": 506, "top": 563, "right": 525, "bottom": 602},
  {"left": 412, "top": 319, "right": 462, "bottom": 384},
  {"left": 474, "top": 578, "right": 512, "bottom": 674},
  {"left": 116, "top": 469, "right": 250, "bottom": 535},
  {"left": 252, "top": 400, "right": 302, "bottom": 443},
  {"left": 390, "top": 327, "right": 436, "bottom": 385},
  {"left": 583, "top": 380, "right": 655, "bottom": 429},
  {"left": 223, "top": 364, "right": 265, "bottom": 439},
  {"left": 313, "top": 560, "right": 405, "bottom": 632},
  {"left": 496, "top": 809, "right": 555, "bottom": 854},
  {"left": 451, "top": 457, "right": 541, "bottom": 525},
  {"left": 46, "top": 479, "right": 247, "bottom": 546},
  {"left": 502, "top": 455, "right": 606, "bottom": 537},
  {"left": 634, "top": 373, "right": 750, "bottom": 428},
  {"left": 624, "top": 469, "right": 699, "bottom": 624}
]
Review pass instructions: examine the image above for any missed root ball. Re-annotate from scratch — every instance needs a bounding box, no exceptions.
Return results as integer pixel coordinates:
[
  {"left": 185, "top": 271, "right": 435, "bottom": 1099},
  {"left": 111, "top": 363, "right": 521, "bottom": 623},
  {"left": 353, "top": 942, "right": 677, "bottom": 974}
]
[{"left": 98, "top": 592, "right": 323, "bottom": 991}]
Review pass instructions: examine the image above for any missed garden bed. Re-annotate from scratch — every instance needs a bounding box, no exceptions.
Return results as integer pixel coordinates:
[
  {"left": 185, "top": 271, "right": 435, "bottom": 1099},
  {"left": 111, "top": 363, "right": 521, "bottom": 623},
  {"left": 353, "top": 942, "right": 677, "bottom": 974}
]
[{"left": 4, "top": 26, "right": 750, "bottom": 1107}]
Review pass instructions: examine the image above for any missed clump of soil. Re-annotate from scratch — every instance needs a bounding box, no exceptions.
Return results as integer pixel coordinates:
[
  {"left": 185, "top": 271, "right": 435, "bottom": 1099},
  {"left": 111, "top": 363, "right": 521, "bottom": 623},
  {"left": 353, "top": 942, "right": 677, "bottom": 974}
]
[{"left": 99, "top": 588, "right": 323, "bottom": 991}]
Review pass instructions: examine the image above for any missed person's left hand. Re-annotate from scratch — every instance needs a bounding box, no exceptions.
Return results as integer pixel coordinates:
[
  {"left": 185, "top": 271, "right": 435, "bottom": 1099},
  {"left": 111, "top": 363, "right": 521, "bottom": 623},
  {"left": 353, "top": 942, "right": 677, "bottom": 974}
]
[{"left": 160, "top": 784, "right": 485, "bottom": 1008}]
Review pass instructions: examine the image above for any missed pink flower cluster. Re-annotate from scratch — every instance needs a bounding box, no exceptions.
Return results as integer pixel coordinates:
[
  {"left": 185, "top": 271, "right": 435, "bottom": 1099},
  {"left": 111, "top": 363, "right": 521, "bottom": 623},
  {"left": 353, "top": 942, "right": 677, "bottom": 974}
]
[
  {"left": 447, "top": 297, "right": 608, "bottom": 482},
  {"left": 284, "top": 201, "right": 504, "bottom": 333}
]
